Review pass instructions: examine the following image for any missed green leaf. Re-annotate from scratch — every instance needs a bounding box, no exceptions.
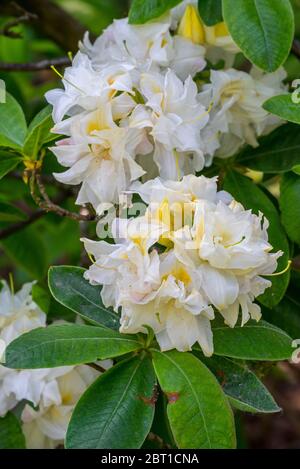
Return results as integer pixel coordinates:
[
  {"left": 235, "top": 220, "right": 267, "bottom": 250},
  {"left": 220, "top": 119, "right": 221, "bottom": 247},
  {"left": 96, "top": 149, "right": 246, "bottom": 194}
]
[
  {"left": 0, "top": 202, "right": 27, "bottom": 222},
  {"left": 66, "top": 356, "right": 156, "bottom": 449},
  {"left": 0, "top": 412, "right": 26, "bottom": 449},
  {"left": 199, "top": 355, "right": 280, "bottom": 413},
  {"left": 261, "top": 293, "right": 300, "bottom": 339},
  {"left": 23, "top": 105, "right": 56, "bottom": 160},
  {"left": 293, "top": 165, "right": 300, "bottom": 175},
  {"left": 5, "top": 324, "right": 142, "bottom": 369},
  {"left": 263, "top": 94, "right": 300, "bottom": 124},
  {"left": 237, "top": 123, "right": 300, "bottom": 173},
  {"left": 31, "top": 283, "right": 51, "bottom": 314},
  {"left": 1, "top": 225, "right": 48, "bottom": 280},
  {"left": 222, "top": 0, "right": 294, "bottom": 72},
  {"left": 0, "top": 93, "right": 27, "bottom": 149},
  {"left": 48, "top": 266, "right": 120, "bottom": 329},
  {"left": 198, "top": 0, "right": 223, "bottom": 26},
  {"left": 212, "top": 320, "right": 293, "bottom": 360},
  {"left": 224, "top": 171, "right": 290, "bottom": 308},
  {"left": 0, "top": 152, "right": 21, "bottom": 179},
  {"left": 129, "top": 0, "right": 182, "bottom": 24},
  {"left": 280, "top": 172, "right": 300, "bottom": 245},
  {"left": 152, "top": 350, "right": 236, "bottom": 449}
]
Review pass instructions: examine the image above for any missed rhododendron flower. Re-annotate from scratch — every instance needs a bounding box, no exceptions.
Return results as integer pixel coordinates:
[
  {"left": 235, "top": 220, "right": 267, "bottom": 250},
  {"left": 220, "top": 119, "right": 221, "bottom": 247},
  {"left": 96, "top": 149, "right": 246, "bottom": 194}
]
[
  {"left": 200, "top": 67, "right": 287, "bottom": 157},
  {"left": 0, "top": 281, "right": 104, "bottom": 448},
  {"left": 83, "top": 175, "right": 281, "bottom": 356}
]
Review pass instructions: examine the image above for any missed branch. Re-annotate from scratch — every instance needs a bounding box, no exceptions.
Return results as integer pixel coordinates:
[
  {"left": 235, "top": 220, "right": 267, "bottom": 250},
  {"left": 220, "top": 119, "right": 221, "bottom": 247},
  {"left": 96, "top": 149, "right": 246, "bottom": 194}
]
[
  {"left": 0, "top": 9, "right": 37, "bottom": 38},
  {"left": 31, "top": 172, "right": 95, "bottom": 222},
  {"left": 1, "top": 0, "right": 94, "bottom": 53},
  {"left": 0, "top": 57, "right": 71, "bottom": 71}
]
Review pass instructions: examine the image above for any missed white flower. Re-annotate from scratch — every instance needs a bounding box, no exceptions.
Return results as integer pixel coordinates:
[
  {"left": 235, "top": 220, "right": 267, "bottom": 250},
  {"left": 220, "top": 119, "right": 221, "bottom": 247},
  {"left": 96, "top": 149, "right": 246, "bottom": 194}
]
[
  {"left": 0, "top": 281, "right": 46, "bottom": 417},
  {"left": 84, "top": 175, "right": 282, "bottom": 356},
  {"left": 199, "top": 67, "right": 287, "bottom": 158},
  {"left": 81, "top": 16, "right": 206, "bottom": 80},
  {"left": 83, "top": 224, "right": 215, "bottom": 356},
  {"left": 51, "top": 101, "right": 151, "bottom": 209},
  {"left": 129, "top": 69, "right": 209, "bottom": 179},
  {"left": 45, "top": 52, "right": 136, "bottom": 123},
  {"left": 0, "top": 280, "right": 109, "bottom": 448},
  {"left": 21, "top": 365, "right": 102, "bottom": 449},
  {"left": 0, "top": 281, "right": 46, "bottom": 345}
]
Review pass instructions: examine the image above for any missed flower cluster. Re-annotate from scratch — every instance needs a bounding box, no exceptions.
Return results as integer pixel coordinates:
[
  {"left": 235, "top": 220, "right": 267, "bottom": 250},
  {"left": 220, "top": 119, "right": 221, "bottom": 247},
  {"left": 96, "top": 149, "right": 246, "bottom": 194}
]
[
  {"left": 0, "top": 281, "right": 103, "bottom": 449},
  {"left": 46, "top": 0, "right": 286, "bottom": 211},
  {"left": 83, "top": 175, "right": 282, "bottom": 356}
]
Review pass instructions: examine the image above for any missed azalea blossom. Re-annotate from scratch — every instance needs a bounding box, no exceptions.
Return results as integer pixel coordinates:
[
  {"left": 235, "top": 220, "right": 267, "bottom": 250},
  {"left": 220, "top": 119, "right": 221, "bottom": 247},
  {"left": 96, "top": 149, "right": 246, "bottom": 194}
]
[
  {"left": 50, "top": 101, "right": 151, "bottom": 209},
  {"left": 82, "top": 217, "right": 215, "bottom": 356},
  {"left": 0, "top": 281, "right": 104, "bottom": 448},
  {"left": 45, "top": 0, "right": 287, "bottom": 210},
  {"left": 199, "top": 67, "right": 287, "bottom": 158},
  {"left": 20, "top": 364, "right": 102, "bottom": 449},
  {"left": 81, "top": 16, "right": 206, "bottom": 81},
  {"left": 0, "top": 281, "right": 46, "bottom": 417},
  {"left": 83, "top": 175, "right": 281, "bottom": 355},
  {"left": 129, "top": 69, "right": 210, "bottom": 180}
]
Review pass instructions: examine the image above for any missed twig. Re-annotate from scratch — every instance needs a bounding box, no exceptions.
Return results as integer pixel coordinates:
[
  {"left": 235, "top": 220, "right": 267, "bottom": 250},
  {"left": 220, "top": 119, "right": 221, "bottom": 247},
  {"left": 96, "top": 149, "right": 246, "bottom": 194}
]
[
  {"left": 0, "top": 0, "right": 94, "bottom": 53},
  {"left": 32, "top": 172, "right": 95, "bottom": 222},
  {"left": 87, "top": 363, "right": 107, "bottom": 374},
  {"left": 0, "top": 9, "right": 37, "bottom": 38},
  {"left": 0, "top": 57, "right": 70, "bottom": 71}
]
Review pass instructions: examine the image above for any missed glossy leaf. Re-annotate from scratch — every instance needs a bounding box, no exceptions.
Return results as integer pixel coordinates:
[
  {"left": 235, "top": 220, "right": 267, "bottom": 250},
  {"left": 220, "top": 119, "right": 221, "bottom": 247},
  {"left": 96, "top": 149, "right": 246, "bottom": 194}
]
[
  {"left": 212, "top": 320, "right": 293, "bottom": 361},
  {"left": 48, "top": 266, "right": 120, "bottom": 329},
  {"left": 263, "top": 94, "right": 300, "bottom": 124},
  {"left": 5, "top": 324, "right": 142, "bottom": 369},
  {"left": 223, "top": 0, "right": 294, "bottom": 72},
  {"left": 66, "top": 356, "right": 156, "bottom": 448},
  {"left": 129, "top": 0, "right": 182, "bottom": 24},
  {"left": 0, "top": 152, "right": 21, "bottom": 179},
  {"left": 224, "top": 171, "right": 290, "bottom": 308},
  {"left": 152, "top": 350, "right": 236, "bottom": 449},
  {"left": 0, "top": 93, "right": 27, "bottom": 149},
  {"left": 0, "top": 413, "right": 26, "bottom": 449},
  {"left": 237, "top": 123, "right": 300, "bottom": 173},
  {"left": 199, "top": 355, "right": 280, "bottom": 413},
  {"left": 23, "top": 105, "right": 56, "bottom": 160},
  {"left": 198, "top": 0, "right": 223, "bottom": 26}
]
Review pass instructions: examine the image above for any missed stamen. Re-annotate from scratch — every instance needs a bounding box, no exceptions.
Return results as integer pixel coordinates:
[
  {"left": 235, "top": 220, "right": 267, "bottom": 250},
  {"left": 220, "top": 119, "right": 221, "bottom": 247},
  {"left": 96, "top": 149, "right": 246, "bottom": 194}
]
[
  {"left": 264, "top": 260, "right": 292, "bottom": 277},
  {"left": 51, "top": 66, "right": 85, "bottom": 94},
  {"left": 9, "top": 272, "right": 14, "bottom": 295}
]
